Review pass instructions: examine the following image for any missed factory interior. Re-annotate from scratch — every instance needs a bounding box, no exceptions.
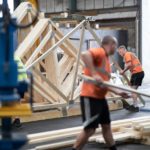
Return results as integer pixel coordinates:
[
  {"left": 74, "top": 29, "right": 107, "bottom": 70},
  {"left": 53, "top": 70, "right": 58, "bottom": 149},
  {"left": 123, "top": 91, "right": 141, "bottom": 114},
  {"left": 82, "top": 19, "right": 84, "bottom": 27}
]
[{"left": 0, "top": 0, "right": 150, "bottom": 150}]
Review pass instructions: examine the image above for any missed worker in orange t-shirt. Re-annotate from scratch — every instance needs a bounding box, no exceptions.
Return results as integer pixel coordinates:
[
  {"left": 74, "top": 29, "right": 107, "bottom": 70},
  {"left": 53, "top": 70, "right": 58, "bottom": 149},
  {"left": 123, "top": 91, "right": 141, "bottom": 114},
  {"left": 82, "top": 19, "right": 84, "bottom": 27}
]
[
  {"left": 73, "top": 36, "right": 129, "bottom": 150},
  {"left": 118, "top": 45, "right": 144, "bottom": 111}
]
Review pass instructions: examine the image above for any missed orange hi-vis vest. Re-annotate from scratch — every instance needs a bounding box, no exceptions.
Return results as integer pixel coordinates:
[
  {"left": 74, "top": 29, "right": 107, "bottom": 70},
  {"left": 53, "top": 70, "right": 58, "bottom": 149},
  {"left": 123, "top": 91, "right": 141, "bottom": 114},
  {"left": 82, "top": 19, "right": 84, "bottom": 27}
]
[
  {"left": 124, "top": 52, "right": 143, "bottom": 74},
  {"left": 81, "top": 48, "right": 111, "bottom": 99}
]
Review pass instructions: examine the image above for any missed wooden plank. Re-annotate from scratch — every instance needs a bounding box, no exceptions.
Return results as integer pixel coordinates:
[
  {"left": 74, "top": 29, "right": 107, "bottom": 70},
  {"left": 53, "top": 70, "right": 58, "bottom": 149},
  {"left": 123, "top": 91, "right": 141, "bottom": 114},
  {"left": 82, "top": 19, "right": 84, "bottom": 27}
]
[
  {"left": 61, "top": 66, "right": 76, "bottom": 98},
  {"left": 28, "top": 116, "right": 150, "bottom": 149},
  {"left": 35, "top": 131, "right": 139, "bottom": 150},
  {"left": 39, "top": 61, "right": 46, "bottom": 71},
  {"left": 26, "top": 20, "right": 86, "bottom": 70},
  {"left": 70, "top": 26, "right": 85, "bottom": 101},
  {"left": 50, "top": 20, "right": 78, "bottom": 54},
  {"left": 21, "top": 105, "right": 80, "bottom": 123},
  {"left": 107, "top": 96, "right": 122, "bottom": 101},
  {"left": 134, "top": 121, "right": 150, "bottom": 131},
  {"left": 17, "top": 14, "right": 32, "bottom": 45},
  {"left": 15, "top": 19, "right": 49, "bottom": 57},
  {"left": 25, "top": 29, "right": 53, "bottom": 67},
  {"left": 34, "top": 74, "right": 58, "bottom": 103},
  {"left": 72, "top": 82, "right": 82, "bottom": 101},
  {"left": 33, "top": 91, "right": 44, "bottom": 103},
  {"left": 35, "top": 135, "right": 100, "bottom": 149},
  {"left": 28, "top": 116, "right": 150, "bottom": 140},
  {"left": 55, "top": 33, "right": 76, "bottom": 57},
  {"left": 27, "top": 11, "right": 34, "bottom": 30},
  {"left": 59, "top": 57, "right": 75, "bottom": 83},
  {"left": 35, "top": 139, "right": 76, "bottom": 150},
  {"left": 21, "top": 109, "right": 62, "bottom": 123},
  {"left": 41, "top": 25, "right": 61, "bottom": 102},
  {"left": 33, "top": 85, "right": 56, "bottom": 104},
  {"left": 34, "top": 75, "right": 57, "bottom": 103},
  {"left": 79, "top": 74, "right": 150, "bottom": 98},
  {"left": 54, "top": 39, "right": 82, "bottom": 71},
  {"left": 59, "top": 54, "right": 68, "bottom": 67},
  {"left": 29, "top": 130, "right": 81, "bottom": 144},
  {"left": 34, "top": 78, "right": 57, "bottom": 103},
  {"left": 96, "top": 131, "right": 138, "bottom": 143},
  {"left": 33, "top": 103, "right": 67, "bottom": 112},
  {"left": 142, "top": 126, "right": 150, "bottom": 134},
  {"left": 13, "top": 2, "right": 31, "bottom": 23},
  {"left": 28, "top": 127, "right": 83, "bottom": 141},
  {"left": 14, "top": 2, "right": 37, "bottom": 45},
  {"left": 59, "top": 55, "right": 71, "bottom": 72},
  {"left": 86, "top": 21, "right": 101, "bottom": 46},
  {"left": 33, "top": 67, "right": 67, "bottom": 102}
]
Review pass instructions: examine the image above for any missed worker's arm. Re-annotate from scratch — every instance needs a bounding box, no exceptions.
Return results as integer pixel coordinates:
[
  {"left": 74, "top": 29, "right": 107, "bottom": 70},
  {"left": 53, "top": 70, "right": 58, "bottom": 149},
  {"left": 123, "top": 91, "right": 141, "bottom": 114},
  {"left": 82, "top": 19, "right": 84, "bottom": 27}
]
[
  {"left": 81, "top": 51, "right": 103, "bottom": 83},
  {"left": 120, "top": 61, "right": 132, "bottom": 75},
  {"left": 120, "top": 53, "right": 132, "bottom": 75},
  {"left": 108, "top": 87, "right": 130, "bottom": 98}
]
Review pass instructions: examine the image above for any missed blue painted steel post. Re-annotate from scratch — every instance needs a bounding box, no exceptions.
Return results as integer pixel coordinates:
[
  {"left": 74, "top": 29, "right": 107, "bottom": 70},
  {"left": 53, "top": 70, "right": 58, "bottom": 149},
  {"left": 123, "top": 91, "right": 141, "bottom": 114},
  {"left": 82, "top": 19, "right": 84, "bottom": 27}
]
[{"left": 0, "top": 0, "right": 27, "bottom": 149}]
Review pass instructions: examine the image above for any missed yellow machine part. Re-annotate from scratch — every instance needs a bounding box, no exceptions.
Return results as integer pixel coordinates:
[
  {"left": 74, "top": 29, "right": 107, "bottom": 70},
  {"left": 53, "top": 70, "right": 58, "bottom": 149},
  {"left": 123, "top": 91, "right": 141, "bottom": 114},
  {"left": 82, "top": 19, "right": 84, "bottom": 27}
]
[
  {"left": 0, "top": 103, "right": 32, "bottom": 117},
  {"left": 28, "top": 0, "right": 38, "bottom": 9}
]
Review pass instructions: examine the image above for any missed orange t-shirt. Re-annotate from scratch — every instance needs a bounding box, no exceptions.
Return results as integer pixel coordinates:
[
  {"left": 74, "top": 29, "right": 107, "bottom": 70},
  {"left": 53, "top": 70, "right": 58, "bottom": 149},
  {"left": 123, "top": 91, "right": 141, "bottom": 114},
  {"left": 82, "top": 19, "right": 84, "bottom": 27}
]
[
  {"left": 124, "top": 52, "right": 143, "bottom": 74},
  {"left": 81, "top": 48, "right": 111, "bottom": 99}
]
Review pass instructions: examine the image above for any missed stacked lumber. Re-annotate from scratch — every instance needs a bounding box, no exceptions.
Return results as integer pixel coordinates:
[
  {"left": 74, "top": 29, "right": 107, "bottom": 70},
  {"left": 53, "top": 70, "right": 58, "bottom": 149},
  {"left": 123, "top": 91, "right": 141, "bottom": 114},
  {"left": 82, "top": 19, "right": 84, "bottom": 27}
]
[
  {"left": 14, "top": 2, "right": 125, "bottom": 119},
  {"left": 27, "top": 116, "right": 150, "bottom": 149}
]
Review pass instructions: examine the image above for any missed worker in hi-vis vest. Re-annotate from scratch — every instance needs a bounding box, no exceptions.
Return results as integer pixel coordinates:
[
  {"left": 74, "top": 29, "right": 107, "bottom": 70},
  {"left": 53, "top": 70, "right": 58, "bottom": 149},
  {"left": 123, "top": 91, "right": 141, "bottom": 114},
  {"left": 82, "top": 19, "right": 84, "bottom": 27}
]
[
  {"left": 118, "top": 45, "right": 144, "bottom": 112},
  {"left": 12, "top": 56, "right": 28, "bottom": 127}
]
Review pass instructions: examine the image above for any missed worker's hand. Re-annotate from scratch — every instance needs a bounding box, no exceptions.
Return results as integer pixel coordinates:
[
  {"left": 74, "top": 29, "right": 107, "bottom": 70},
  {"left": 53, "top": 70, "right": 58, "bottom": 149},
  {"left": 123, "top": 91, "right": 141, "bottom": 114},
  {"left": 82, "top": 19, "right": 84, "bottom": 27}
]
[
  {"left": 120, "top": 70, "right": 124, "bottom": 75},
  {"left": 118, "top": 92, "right": 130, "bottom": 99},
  {"left": 92, "top": 74, "right": 103, "bottom": 85}
]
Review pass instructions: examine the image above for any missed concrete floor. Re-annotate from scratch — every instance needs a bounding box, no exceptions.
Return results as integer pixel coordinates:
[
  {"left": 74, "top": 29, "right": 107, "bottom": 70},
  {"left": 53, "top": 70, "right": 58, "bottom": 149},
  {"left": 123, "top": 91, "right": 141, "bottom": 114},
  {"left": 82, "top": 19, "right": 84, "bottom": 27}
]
[
  {"left": 17, "top": 84, "right": 150, "bottom": 149},
  {"left": 63, "top": 143, "right": 150, "bottom": 150}
]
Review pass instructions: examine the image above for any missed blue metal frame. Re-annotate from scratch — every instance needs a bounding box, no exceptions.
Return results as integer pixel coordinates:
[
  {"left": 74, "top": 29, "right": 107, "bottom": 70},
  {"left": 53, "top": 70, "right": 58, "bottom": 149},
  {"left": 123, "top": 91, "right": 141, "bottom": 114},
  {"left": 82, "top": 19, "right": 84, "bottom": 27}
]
[{"left": 0, "top": 1, "right": 28, "bottom": 149}]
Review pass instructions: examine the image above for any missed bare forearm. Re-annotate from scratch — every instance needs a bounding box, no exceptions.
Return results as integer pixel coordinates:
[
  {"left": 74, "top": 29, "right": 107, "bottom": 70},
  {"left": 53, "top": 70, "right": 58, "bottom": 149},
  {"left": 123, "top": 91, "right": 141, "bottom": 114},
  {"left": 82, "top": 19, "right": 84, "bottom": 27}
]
[
  {"left": 122, "top": 66, "right": 130, "bottom": 73},
  {"left": 108, "top": 87, "right": 130, "bottom": 98},
  {"left": 81, "top": 52, "right": 97, "bottom": 75},
  {"left": 122, "top": 62, "right": 132, "bottom": 73}
]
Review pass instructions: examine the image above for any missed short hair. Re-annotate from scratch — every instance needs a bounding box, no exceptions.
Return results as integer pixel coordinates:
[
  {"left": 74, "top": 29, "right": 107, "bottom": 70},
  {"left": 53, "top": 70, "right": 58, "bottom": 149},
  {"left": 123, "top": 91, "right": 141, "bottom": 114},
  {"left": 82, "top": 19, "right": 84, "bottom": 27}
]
[
  {"left": 118, "top": 45, "right": 126, "bottom": 50},
  {"left": 101, "top": 36, "right": 118, "bottom": 46}
]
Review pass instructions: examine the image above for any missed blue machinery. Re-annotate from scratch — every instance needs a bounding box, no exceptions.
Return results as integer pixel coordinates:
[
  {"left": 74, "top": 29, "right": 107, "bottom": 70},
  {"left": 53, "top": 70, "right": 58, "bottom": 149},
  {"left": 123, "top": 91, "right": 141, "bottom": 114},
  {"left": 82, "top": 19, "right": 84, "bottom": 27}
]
[{"left": 0, "top": 1, "right": 37, "bottom": 149}]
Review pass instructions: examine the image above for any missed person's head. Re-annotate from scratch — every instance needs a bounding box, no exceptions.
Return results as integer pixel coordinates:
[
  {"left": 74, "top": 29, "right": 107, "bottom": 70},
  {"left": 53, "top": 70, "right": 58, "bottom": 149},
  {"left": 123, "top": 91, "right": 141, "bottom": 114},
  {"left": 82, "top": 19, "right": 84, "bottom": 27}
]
[
  {"left": 101, "top": 36, "right": 118, "bottom": 55},
  {"left": 118, "top": 45, "right": 127, "bottom": 57}
]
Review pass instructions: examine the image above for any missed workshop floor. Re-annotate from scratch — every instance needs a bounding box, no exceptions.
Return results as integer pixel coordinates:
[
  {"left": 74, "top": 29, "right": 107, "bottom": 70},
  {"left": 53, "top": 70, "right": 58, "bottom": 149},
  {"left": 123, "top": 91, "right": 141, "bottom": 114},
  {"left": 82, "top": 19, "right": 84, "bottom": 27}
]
[
  {"left": 17, "top": 84, "right": 150, "bottom": 150},
  {"left": 20, "top": 108, "right": 150, "bottom": 150}
]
